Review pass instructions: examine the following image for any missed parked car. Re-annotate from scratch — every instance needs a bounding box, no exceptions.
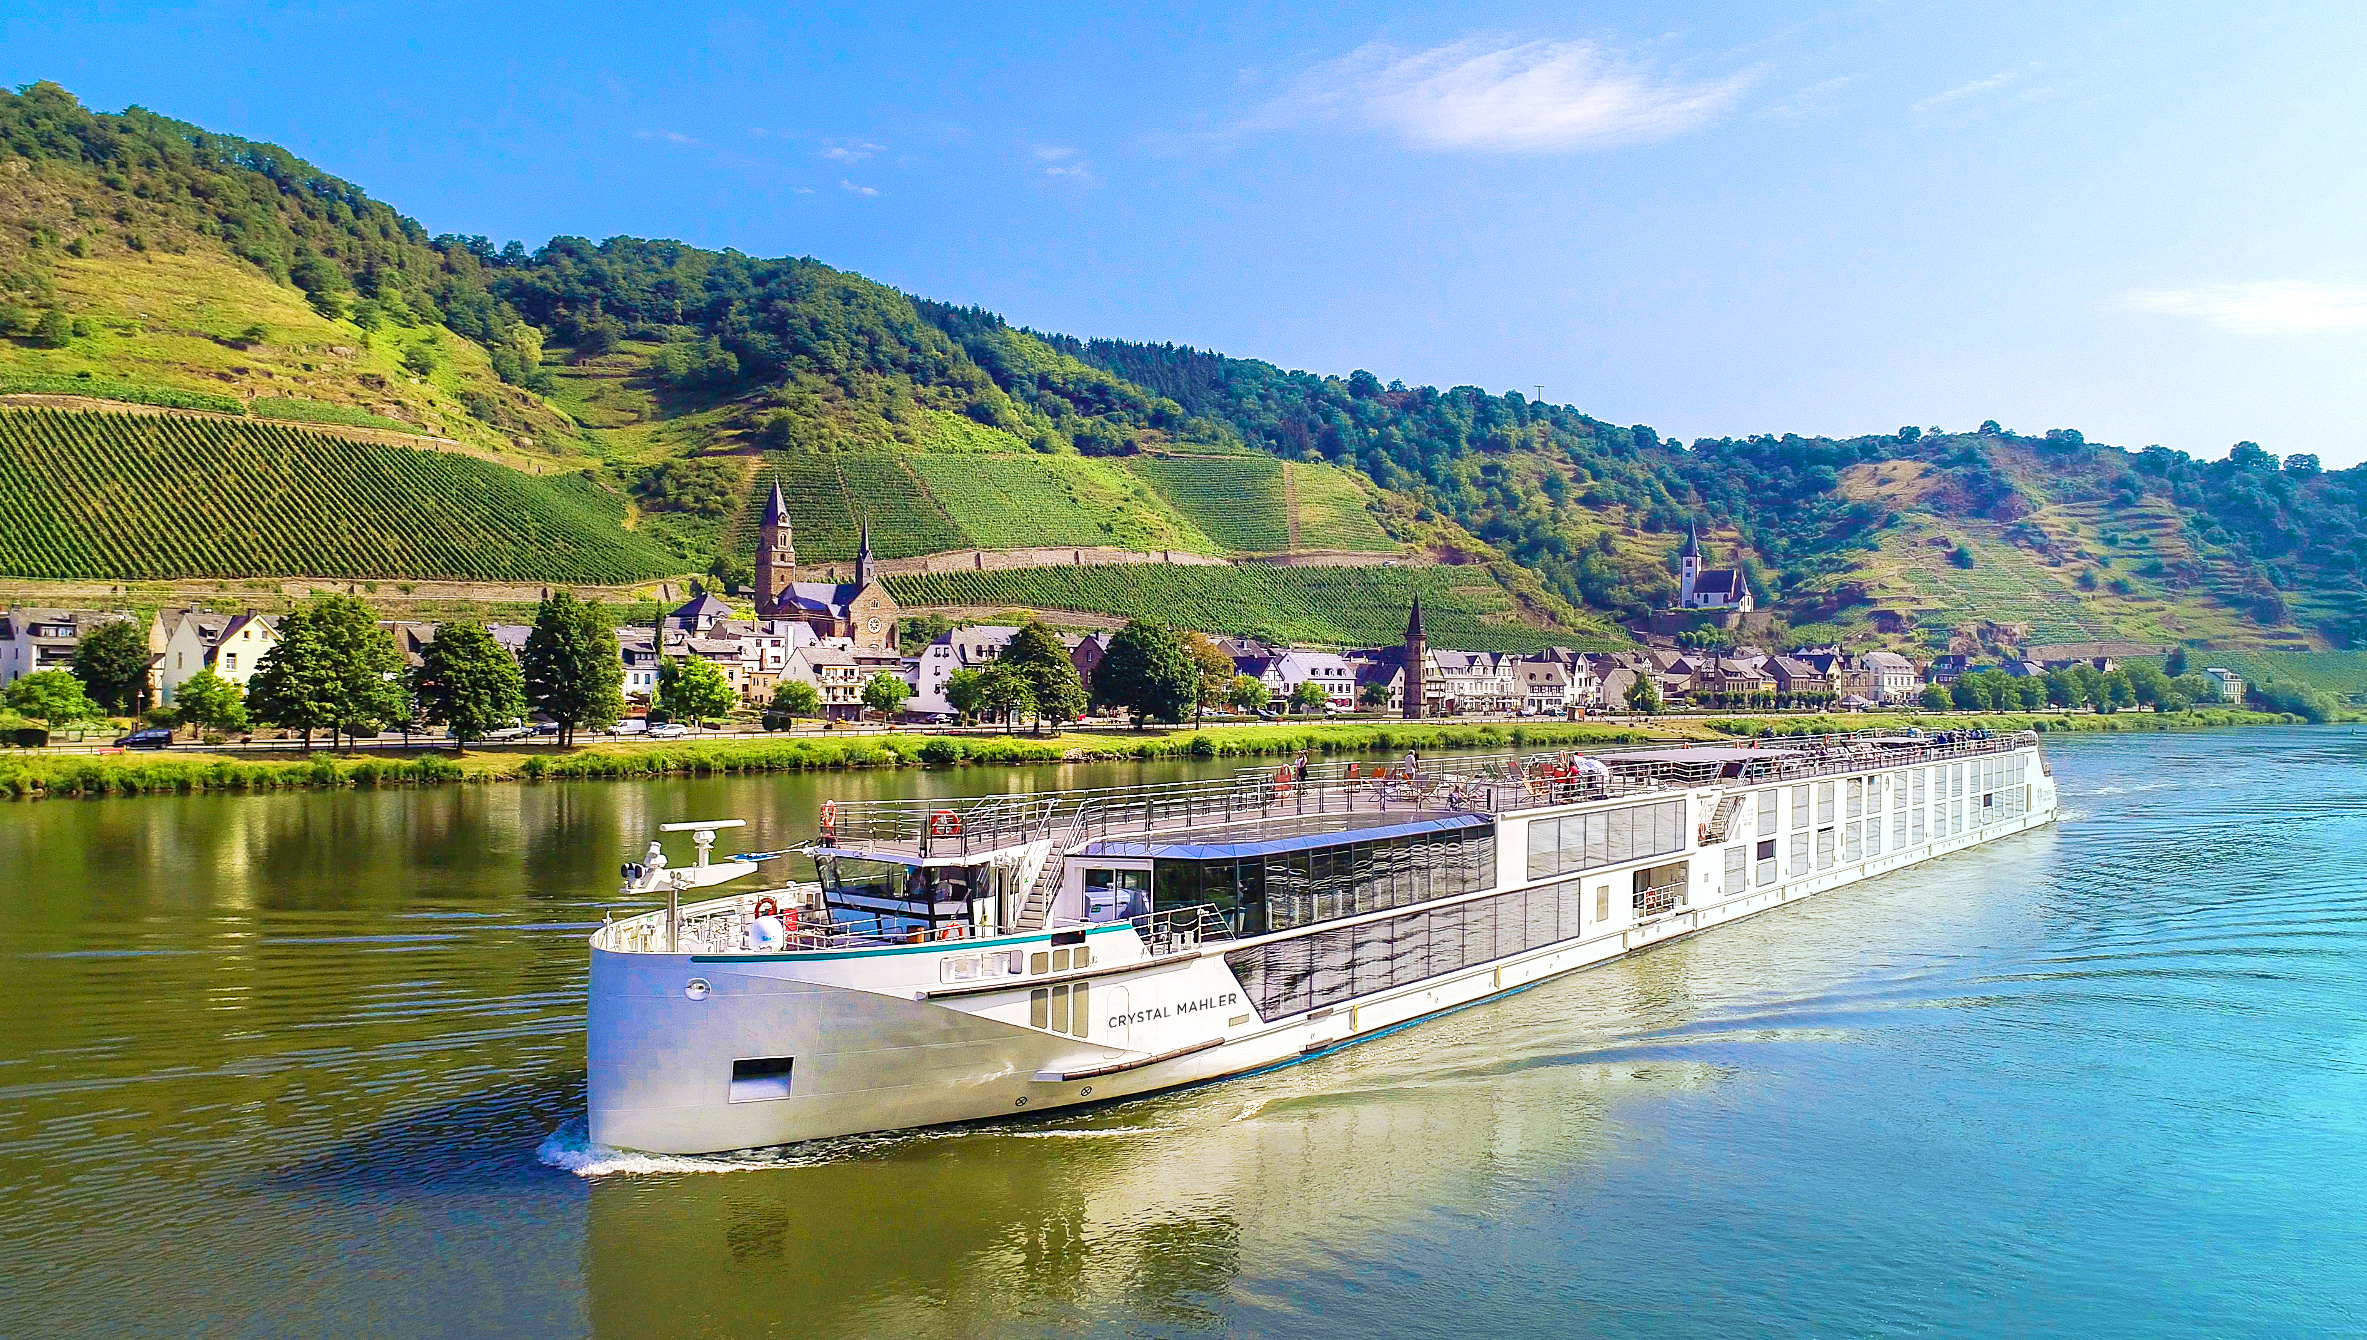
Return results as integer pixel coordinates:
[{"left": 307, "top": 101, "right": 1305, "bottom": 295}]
[
  {"left": 532, "top": 722, "right": 561, "bottom": 736},
  {"left": 646, "top": 722, "right": 691, "bottom": 739},
  {"left": 605, "top": 719, "right": 649, "bottom": 736},
  {"left": 113, "top": 727, "right": 174, "bottom": 750}
]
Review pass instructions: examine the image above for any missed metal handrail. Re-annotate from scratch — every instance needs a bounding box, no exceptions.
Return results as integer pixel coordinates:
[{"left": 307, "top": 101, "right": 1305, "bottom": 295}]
[{"left": 809, "top": 729, "right": 2040, "bottom": 858}]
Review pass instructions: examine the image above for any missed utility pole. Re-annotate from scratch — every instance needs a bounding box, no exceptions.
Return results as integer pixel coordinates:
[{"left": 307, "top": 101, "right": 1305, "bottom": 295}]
[{"left": 1533, "top": 385, "right": 1544, "bottom": 405}]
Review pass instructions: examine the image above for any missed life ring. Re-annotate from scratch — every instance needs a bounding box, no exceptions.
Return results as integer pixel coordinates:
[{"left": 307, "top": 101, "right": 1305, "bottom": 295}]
[
  {"left": 819, "top": 800, "right": 838, "bottom": 832},
  {"left": 754, "top": 896, "right": 779, "bottom": 920},
  {"left": 1346, "top": 762, "right": 1359, "bottom": 778},
  {"left": 936, "top": 923, "right": 961, "bottom": 941},
  {"left": 928, "top": 809, "right": 962, "bottom": 838},
  {"left": 1697, "top": 823, "right": 1710, "bottom": 843}
]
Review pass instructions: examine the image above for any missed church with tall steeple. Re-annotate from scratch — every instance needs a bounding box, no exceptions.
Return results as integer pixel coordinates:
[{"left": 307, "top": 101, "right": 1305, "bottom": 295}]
[
  {"left": 752, "top": 482, "right": 900, "bottom": 654},
  {"left": 1676, "top": 525, "right": 1754, "bottom": 613}
]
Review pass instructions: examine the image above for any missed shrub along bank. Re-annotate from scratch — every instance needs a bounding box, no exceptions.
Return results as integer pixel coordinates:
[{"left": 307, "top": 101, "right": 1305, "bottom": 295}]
[{"left": 0, "top": 709, "right": 2311, "bottom": 799}]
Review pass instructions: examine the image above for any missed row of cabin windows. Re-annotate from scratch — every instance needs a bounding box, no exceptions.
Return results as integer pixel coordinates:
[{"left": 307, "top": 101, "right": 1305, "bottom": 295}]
[
  {"left": 1151, "top": 827, "right": 1496, "bottom": 937},
  {"left": 1729, "top": 772, "right": 2033, "bottom": 888},
  {"left": 1524, "top": 800, "right": 1688, "bottom": 881},
  {"left": 1751, "top": 752, "right": 2031, "bottom": 839},
  {"left": 1029, "top": 981, "right": 1091, "bottom": 1037},
  {"left": 1223, "top": 869, "right": 1646, "bottom": 1022}
]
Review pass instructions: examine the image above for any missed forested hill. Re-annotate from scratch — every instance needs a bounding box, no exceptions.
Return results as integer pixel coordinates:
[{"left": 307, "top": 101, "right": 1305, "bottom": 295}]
[{"left": 2, "top": 80, "right": 2363, "bottom": 651}]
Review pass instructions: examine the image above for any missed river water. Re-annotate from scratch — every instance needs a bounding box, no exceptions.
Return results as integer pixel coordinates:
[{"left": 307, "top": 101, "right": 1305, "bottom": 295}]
[{"left": 2, "top": 730, "right": 2363, "bottom": 1338}]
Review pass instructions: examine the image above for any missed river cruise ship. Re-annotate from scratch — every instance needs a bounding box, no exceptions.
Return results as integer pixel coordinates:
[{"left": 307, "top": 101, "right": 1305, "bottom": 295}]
[{"left": 587, "top": 729, "right": 2059, "bottom": 1154}]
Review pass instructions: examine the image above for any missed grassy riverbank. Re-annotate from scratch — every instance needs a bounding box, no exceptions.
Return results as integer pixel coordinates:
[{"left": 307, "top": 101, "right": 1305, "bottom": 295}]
[{"left": 0, "top": 708, "right": 2311, "bottom": 799}]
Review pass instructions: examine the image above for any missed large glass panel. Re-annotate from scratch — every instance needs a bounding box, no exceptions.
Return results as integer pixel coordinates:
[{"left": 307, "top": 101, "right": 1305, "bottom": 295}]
[
  {"left": 1656, "top": 801, "right": 1682, "bottom": 855},
  {"left": 1791, "top": 785, "right": 1811, "bottom": 828},
  {"left": 1846, "top": 778, "right": 1863, "bottom": 819},
  {"left": 1527, "top": 817, "right": 1558, "bottom": 881},
  {"left": 1816, "top": 828, "right": 1835, "bottom": 869},
  {"left": 1607, "top": 808, "right": 1634, "bottom": 864},
  {"left": 1790, "top": 831, "right": 1810, "bottom": 875},
  {"left": 1844, "top": 822, "right": 1861, "bottom": 861},
  {"left": 1724, "top": 844, "right": 1749, "bottom": 893},
  {"left": 1816, "top": 782, "right": 1835, "bottom": 825},
  {"left": 1758, "top": 789, "right": 1779, "bottom": 836},
  {"left": 1584, "top": 812, "right": 1608, "bottom": 866}
]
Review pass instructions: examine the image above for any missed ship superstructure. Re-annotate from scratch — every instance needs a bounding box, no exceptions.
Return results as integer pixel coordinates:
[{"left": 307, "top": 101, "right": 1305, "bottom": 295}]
[{"left": 587, "top": 729, "right": 2058, "bottom": 1154}]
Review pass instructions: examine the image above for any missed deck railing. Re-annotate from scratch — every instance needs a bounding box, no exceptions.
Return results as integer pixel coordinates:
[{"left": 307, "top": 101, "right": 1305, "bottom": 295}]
[{"left": 806, "top": 729, "right": 2041, "bottom": 860}]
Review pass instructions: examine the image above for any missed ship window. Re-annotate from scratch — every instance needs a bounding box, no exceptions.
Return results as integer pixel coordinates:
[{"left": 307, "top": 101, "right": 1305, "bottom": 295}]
[
  {"left": 1952, "top": 800, "right": 1965, "bottom": 834},
  {"left": 1050, "top": 983, "right": 1071, "bottom": 1033},
  {"left": 1816, "top": 783, "right": 1835, "bottom": 825},
  {"left": 1866, "top": 818, "right": 1882, "bottom": 857},
  {"left": 1757, "top": 790, "right": 1778, "bottom": 836},
  {"left": 1029, "top": 951, "right": 1050, "bottom": 975},
  {"left": 1595, "top": 884, "right": 1610, "bottom": 924},
  {"left": 1816, "top": 828, "right": 1835, "bottom": 869},
  {"left": 1724, "top": 844, "right": 1748, "bottom": 893},
  {"left": 1911, "top": 771, "right": 1925, "bottom": 805},
  {"left": 729, "top": 1056, "right": 794, "bottom": 1103},
  {"left": 1952, "top": 764, "right": 1965, "bottom": 798},
  {"left": 1069, "top": 981, "right": 1089, "bottom": 1037},
  {"left": 1911, "top": 812, "right": 1926, "bottom": 845},
  {"left": 1052, "top": 948, "right": 1072, "bottom": 973},
  {"left": 1791, "top": 785, "right": 1811, "bottom": 828},
  {"left": 1789, "top": 832, "right": 1809, "bottom": 875},
  {"left": 1030, "top": 987, "right": 1049, "bottom": 1028},
  {"left": 1844, "top": 822, "right": 1862, "bottom": 861},
  {"left": 1846, "top": 778, "right": 1863, "bottom": 819},
  {"left": 1893, "top": 770, "right": 1908, "bottom": 806}
]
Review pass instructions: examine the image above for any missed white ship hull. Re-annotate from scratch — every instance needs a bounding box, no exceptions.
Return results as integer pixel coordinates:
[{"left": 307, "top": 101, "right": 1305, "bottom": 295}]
[{"left": 589, "top": 738, "right": 2058, "bottom": 1154}]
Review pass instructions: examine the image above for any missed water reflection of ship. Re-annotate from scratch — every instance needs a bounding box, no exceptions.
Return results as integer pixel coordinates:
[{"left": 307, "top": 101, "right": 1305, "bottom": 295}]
[{"left": 581, "top": 970, "right": 1725, "bottom": 1340}]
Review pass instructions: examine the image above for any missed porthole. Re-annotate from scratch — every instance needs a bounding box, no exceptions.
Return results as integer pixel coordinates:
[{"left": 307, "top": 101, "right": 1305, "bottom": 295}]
[{"left": 683, "top": 977, "right": 710, "bottom": 1001}]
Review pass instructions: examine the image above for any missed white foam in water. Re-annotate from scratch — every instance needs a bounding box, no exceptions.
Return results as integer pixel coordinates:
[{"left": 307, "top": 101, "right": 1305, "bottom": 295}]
[{"left": 534, "top": 1115, "right": 1150, "bottom": 1175}]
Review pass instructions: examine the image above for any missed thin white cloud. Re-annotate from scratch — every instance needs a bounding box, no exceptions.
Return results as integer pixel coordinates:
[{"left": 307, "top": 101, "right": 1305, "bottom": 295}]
[
  {"left": 1034, "top": 144, "right": 1092, "bottom": 179},
  {"left": 2121, "top": 282, "right": 2367, "bottom": 336},
  {"left": 1274, "top": 36, "right": 1747, "bottom": 152},
  {"left": 1767, "top": 75, "right": 1854, "bottom": 119},
  {"left": 823, "top": 140, "right": 883, "bottom": 163},
  {"left": 633, "top": 129, "right": 699, "bottom": 145},
  {"left": 839, "top": 179, "right": 880, "bottom": 198},
  {"left": 1916, "top": 70, "right": 2019, "bottom": 111}
]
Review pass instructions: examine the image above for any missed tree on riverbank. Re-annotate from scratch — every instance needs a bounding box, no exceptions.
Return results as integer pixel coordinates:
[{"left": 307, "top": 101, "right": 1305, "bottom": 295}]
[
  {"left": 248, "top": 594, "right": 405, "bottom": 752},
  {"left": 1093, "top": 621, "right": 1198, "bottom": 728},
  {"left": 521, "top": 591, "right": 623, "bottom": 745},
  {"left": 170, "top": 670, "right": 248, "bottom": 737},
  {"left": 72, "top": 619, "right": 150, "bottom": 714},
  {"left": 413, "top": 621, "right": 527, "bottom": 747},
  {"left": 656, "top": 656, "right": 734, "bottom": 728},
  {"left": 3, "top": 669, "right": 97, "bottom": 725}
]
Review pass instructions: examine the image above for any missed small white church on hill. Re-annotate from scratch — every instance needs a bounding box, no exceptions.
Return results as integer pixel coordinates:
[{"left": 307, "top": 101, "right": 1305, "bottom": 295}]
[{"left": 1678, "top": 526, "right": 1754, "bottom": 612}]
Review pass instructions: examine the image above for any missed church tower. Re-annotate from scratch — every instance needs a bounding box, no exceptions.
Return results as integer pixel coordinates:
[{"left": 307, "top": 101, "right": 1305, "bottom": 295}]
[
  {"left": 853, "top": 522, "right": 875, "bottom": 590},
  {"left": 755, "top": 481, "right": 794, "bottom": 617},
  {"left": 1679, "top": 525, "right": 1702, "bottom": 607},
  {"left": 1402, "top": 597, "right": 1426, "bottom": 720}
]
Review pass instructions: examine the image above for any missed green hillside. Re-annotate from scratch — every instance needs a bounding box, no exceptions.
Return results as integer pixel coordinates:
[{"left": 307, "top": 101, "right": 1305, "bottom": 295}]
[
  {"left": 0, "top": 408, "right": 675, "bottom": 582},
  {"left": 885, "top": 563, "right": 1596, "bottom": 652},
  {"left": 6, "top": 80, "right": 2363, "bottom": 654}
]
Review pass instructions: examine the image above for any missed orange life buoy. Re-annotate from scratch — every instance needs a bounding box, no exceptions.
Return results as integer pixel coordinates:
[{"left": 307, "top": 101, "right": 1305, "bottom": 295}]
[
  {"left": 928, "top": 809, "right": 961, "bottom": 838},
  {"left": 1346, "top": 762, "right": 1359, "bottom": 778},
  {"left": 1697, "top": 823, "right": 1710, "bottom": 843},
  {"left": 936, "top": 923, "right": 960, "bottom": 941},
  {"left": 754, "top": 895, "right": 779, "bottom": 920},
  {"left": 781, "top": 908, "right": 799, "bottom": 934},
  {"left": 819, "top": 800, "right": 838, "bottom": 832}
]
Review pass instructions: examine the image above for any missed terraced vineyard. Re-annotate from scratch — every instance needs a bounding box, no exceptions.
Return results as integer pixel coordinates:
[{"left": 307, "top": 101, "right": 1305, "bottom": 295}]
[
  {"left": 885, "top": 563, "right": 1571, "bottom": 651},
  {"left": 904, "top": 454, "right": 1219, "bottom": 553},
  {"left": 0, "top": 408, "right": 681, "bottom": 581},
  {"left": 1126, "top": 456, "right": 1292, "bottom": 553},
  {"left": 1286, "top": 462, "right": 1395, "bottom": 550}
]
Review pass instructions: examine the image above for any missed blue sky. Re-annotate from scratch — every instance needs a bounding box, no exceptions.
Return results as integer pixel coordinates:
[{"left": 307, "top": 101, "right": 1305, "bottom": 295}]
[{"left": 10, "top": 2, "right": 2366, "bottom": 464}]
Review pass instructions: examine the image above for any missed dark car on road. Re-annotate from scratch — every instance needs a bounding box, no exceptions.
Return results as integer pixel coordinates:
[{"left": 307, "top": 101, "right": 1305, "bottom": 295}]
[{"left": 113, "top": 728, "right": 174, "bottom": 750}]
